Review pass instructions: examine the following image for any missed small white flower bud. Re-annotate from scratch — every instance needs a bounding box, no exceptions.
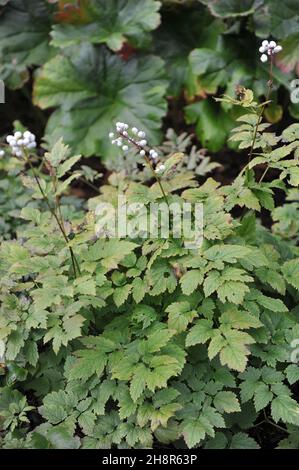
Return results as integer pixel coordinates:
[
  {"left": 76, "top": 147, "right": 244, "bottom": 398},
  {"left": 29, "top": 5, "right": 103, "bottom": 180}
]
[
  {"left": 138, "top": 131, "right": 145, "bottom": 138},
  {"left": 116, "top": 122, "right": 125, "bottom": 132},
  {"left": 23, "top": 131, "right": 32, "bottom": 139},
  {"left": 274, "top": 45, "right": 282, "bottom": 53},
  {"left": 139, "top": 139, "right": 147, "bottom": 147},
  {"left": 155, "top": 164, "right": 165, "bottom": 173},
  {"left": 14, "top": 131, "right": 22, "bottom": 139},
  {"left": 117, "top": 140, "right": 122, "bottom": 147},
  {"left": 150, "top": 153, "right": 158, "bottom": 162},
  {"left": 122, "top": 130, "right": 128, "bottom": 137},
  {"left": 269, "top": 40, "right": 276, "bottom": 48},
  {"left": 0, "top": 150, "right": 4, "bottom": 157},
  {"left": 17, "top": 139, "right": 24, "bottom": 146},
  {"left": 260, "top": 54, "right": 268, "bottom": 63},
  {"left": 6, "top": 135, "right": 14, "bottom": 143},
  {"left": 140, "top": 150, "right": 145, "bottom": 157},
  {"left": 122, "top": 145, "right": 129, "bottom": 151},
  {"left": 15, "top": 150, "right": 23, "bottom": 157},
  {"left": 132, "top": 127, "right": 138, "bottom": 134},
  {"left": 109, "top": 132, "right": 114, "bottom": 138},
  {"left": 262, "top": 40, "right": 269, "bottom": 47},
  {"left": 259, "top": 46, "right": 266, "bottom": 53},
  {"left": 9, "top": 138, "right": 16, "bottom": 146},
  {"left": 27, "top": 142, "right": 37, "bottom": 149}
]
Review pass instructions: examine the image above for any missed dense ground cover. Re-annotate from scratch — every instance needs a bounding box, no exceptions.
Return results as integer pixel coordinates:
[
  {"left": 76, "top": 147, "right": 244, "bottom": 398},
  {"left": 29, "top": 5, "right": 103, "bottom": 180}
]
[{"left": 0, "top": 0, "right": 299, "bottom": 450}]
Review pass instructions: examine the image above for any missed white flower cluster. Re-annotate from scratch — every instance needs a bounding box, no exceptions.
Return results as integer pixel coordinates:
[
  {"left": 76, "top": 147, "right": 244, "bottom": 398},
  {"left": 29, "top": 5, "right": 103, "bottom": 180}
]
[
  {"left": 259, "top": 40, "right": 282, "bottom": 63},
  {"left": 6, "top": 130, "right": 36, "bottom": 157},
  {"left": 109, "top": 122, "right": 159, "bottom": 163}
]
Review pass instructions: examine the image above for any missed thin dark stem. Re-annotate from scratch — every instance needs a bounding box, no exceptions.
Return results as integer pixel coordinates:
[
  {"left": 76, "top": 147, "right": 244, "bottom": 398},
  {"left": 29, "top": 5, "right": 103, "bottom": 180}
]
[
  {"left": 144, "top": 154, "right": 169, "bottom": 206},
  {"left": 248, "top": 55, "right": 274, "bottom": 164},
  {"left": 263, "top": 410, "right": 287, "bottom": 433},
  {"left": 258, "top": 165, "right": 269, "bottom": 183},
  {"left": 52, "top": 172, "right": 81, "bottom": 276},
  {"left": 118, "top": 131, "right": 170, "bottom": 207},
  {"left": 29, "top": 152, "right": 101, "bottom": 194},
  {"left": 25, "top": 153, "right": 78, "bottom": 278}
]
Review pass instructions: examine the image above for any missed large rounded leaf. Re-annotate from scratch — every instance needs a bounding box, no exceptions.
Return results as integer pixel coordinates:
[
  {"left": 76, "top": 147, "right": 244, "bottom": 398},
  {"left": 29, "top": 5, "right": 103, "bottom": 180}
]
[
  {"left": 51, "top": 0, "right": 161, "bottom": 51},
  {"left": 276, "top": 33, "right": 299, "bottom": 73},
  {"left": 153, "top": 8, "right": 224, "bottom": 97},
  {"left": 253, "top": 0, "right": 299, "bottom": 39},
  {"left": 198, "top": 0, "right": 257, "bottom": 18},
  {"left": 0, "top": 0, "right": 54, "bottom": 85},
  {"left": 34, "top": 44, "right": 168, "bottom": 157}
]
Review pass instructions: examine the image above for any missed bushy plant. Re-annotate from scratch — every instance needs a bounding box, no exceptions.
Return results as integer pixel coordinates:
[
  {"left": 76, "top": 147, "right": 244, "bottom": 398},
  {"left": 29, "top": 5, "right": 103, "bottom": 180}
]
[
  {"left": 0, "top": 0, "right": 298, "bottom": 157},
  {"left": 1, "top": 76, "right": 299, "bottom": 448},
  {"left": 0, "top": 131, "right": 85, "bottom": 241}
]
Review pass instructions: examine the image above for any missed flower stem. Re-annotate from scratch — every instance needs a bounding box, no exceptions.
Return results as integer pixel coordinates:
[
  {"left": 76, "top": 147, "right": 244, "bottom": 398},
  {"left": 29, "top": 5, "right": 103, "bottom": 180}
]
[
  {"left": 248, "top": 55, "right": 274, "bottom": 165},
  {"left": 263, "top": 410, "right": 287, "bottom": 433},
  {"left": 24, "top": 152, "right": 79, "bottom": 278},
  {"left": 119, "top": 131, "right": 169, "bottom": 207},
  {"left": 258, "top": 165, "right": 269, "bottom": 183},
  {"left": 144, "top": 154, "right": 169, "bottom": 207}
]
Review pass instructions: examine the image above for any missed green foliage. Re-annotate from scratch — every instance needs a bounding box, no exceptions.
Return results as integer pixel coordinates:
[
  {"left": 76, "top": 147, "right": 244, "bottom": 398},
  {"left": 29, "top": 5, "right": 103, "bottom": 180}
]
[
  {"left": 50, "top": 0, "right": 161, "bottom": 51},
  {"left": 1, "top": 105, "right": 299, "bottom": 449},
  {"left": 0, "top": 0, "right": 296, "bottom": 154},
  {"left": 34, "top": 45, "right": 167, "bottom": 157}
]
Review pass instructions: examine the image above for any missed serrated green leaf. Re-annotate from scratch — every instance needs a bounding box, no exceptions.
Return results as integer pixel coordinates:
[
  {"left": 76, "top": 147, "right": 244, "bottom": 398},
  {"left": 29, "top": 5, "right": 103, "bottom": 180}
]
[
  {"left": 204, "top": 244, "right": 252, "bottom": 263},
  {"left": 57, "top": 154, "right": 81, "bottom": 178},
  {"left": 130, "top": 363, "right": 148, "bottom": 402},
  {"left": 179, "top": 269, "right": 203, "bottom": 295},
  {"left": 220, "top": 307, "right": 262, "bottom": 330},
  {"left": 132, "top": 277, "right": 146, "bottom": 303},
  {"left": 253, "top": 383, "right": 273, "bottom": 412},
  {"left": 285, "top": 364, "right": 299, "bottom": 385},
  {"left": 51, "top": 0, "right": 161, "bottom": 51},
  {"left": 34, "top": 45, "right": 167, "bottom": 158},
  {"left": 230, "top": 432, "right": 260, "bottom": 449},
  {"left": 113, "top": 284, "right": 132, "bottom": 307},
  {"left": 186, "top": 319, "right": 214, "bottom": 347},
  {"left": 271, "top": 395, "right": 299, "bottom": 426},
  {"left": 282, "top": 259, "right": 299, "bottom": 291},
  {"left": 219, "top": 329, "right": 255, "bottom": 372},
  {"left": 166, "top": 301, "right": 197, "bottom": 333},
  {"left": 214, "top": 391, "right": 241, "bottom": 413},
  {"left": 183, "top": 416, "right": 214, "bottom": 448},
  {"left": 68, "top": 349, "right": 107, "bottom": 380},
  {"left": 147, "top": 328, "right": 174, "bottom": 353}
]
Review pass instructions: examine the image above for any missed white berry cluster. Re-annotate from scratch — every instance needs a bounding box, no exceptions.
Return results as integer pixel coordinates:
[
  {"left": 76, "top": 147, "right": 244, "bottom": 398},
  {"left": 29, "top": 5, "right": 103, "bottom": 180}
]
[
  {"left": 109, "top": 122, "right": 159, "bottom": 163},
  {"left": 259, "top": 40, "right": 282, "bottom": 63},
  {"left": 6, "top": 130, "right": 37, "bottom": 157}
]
